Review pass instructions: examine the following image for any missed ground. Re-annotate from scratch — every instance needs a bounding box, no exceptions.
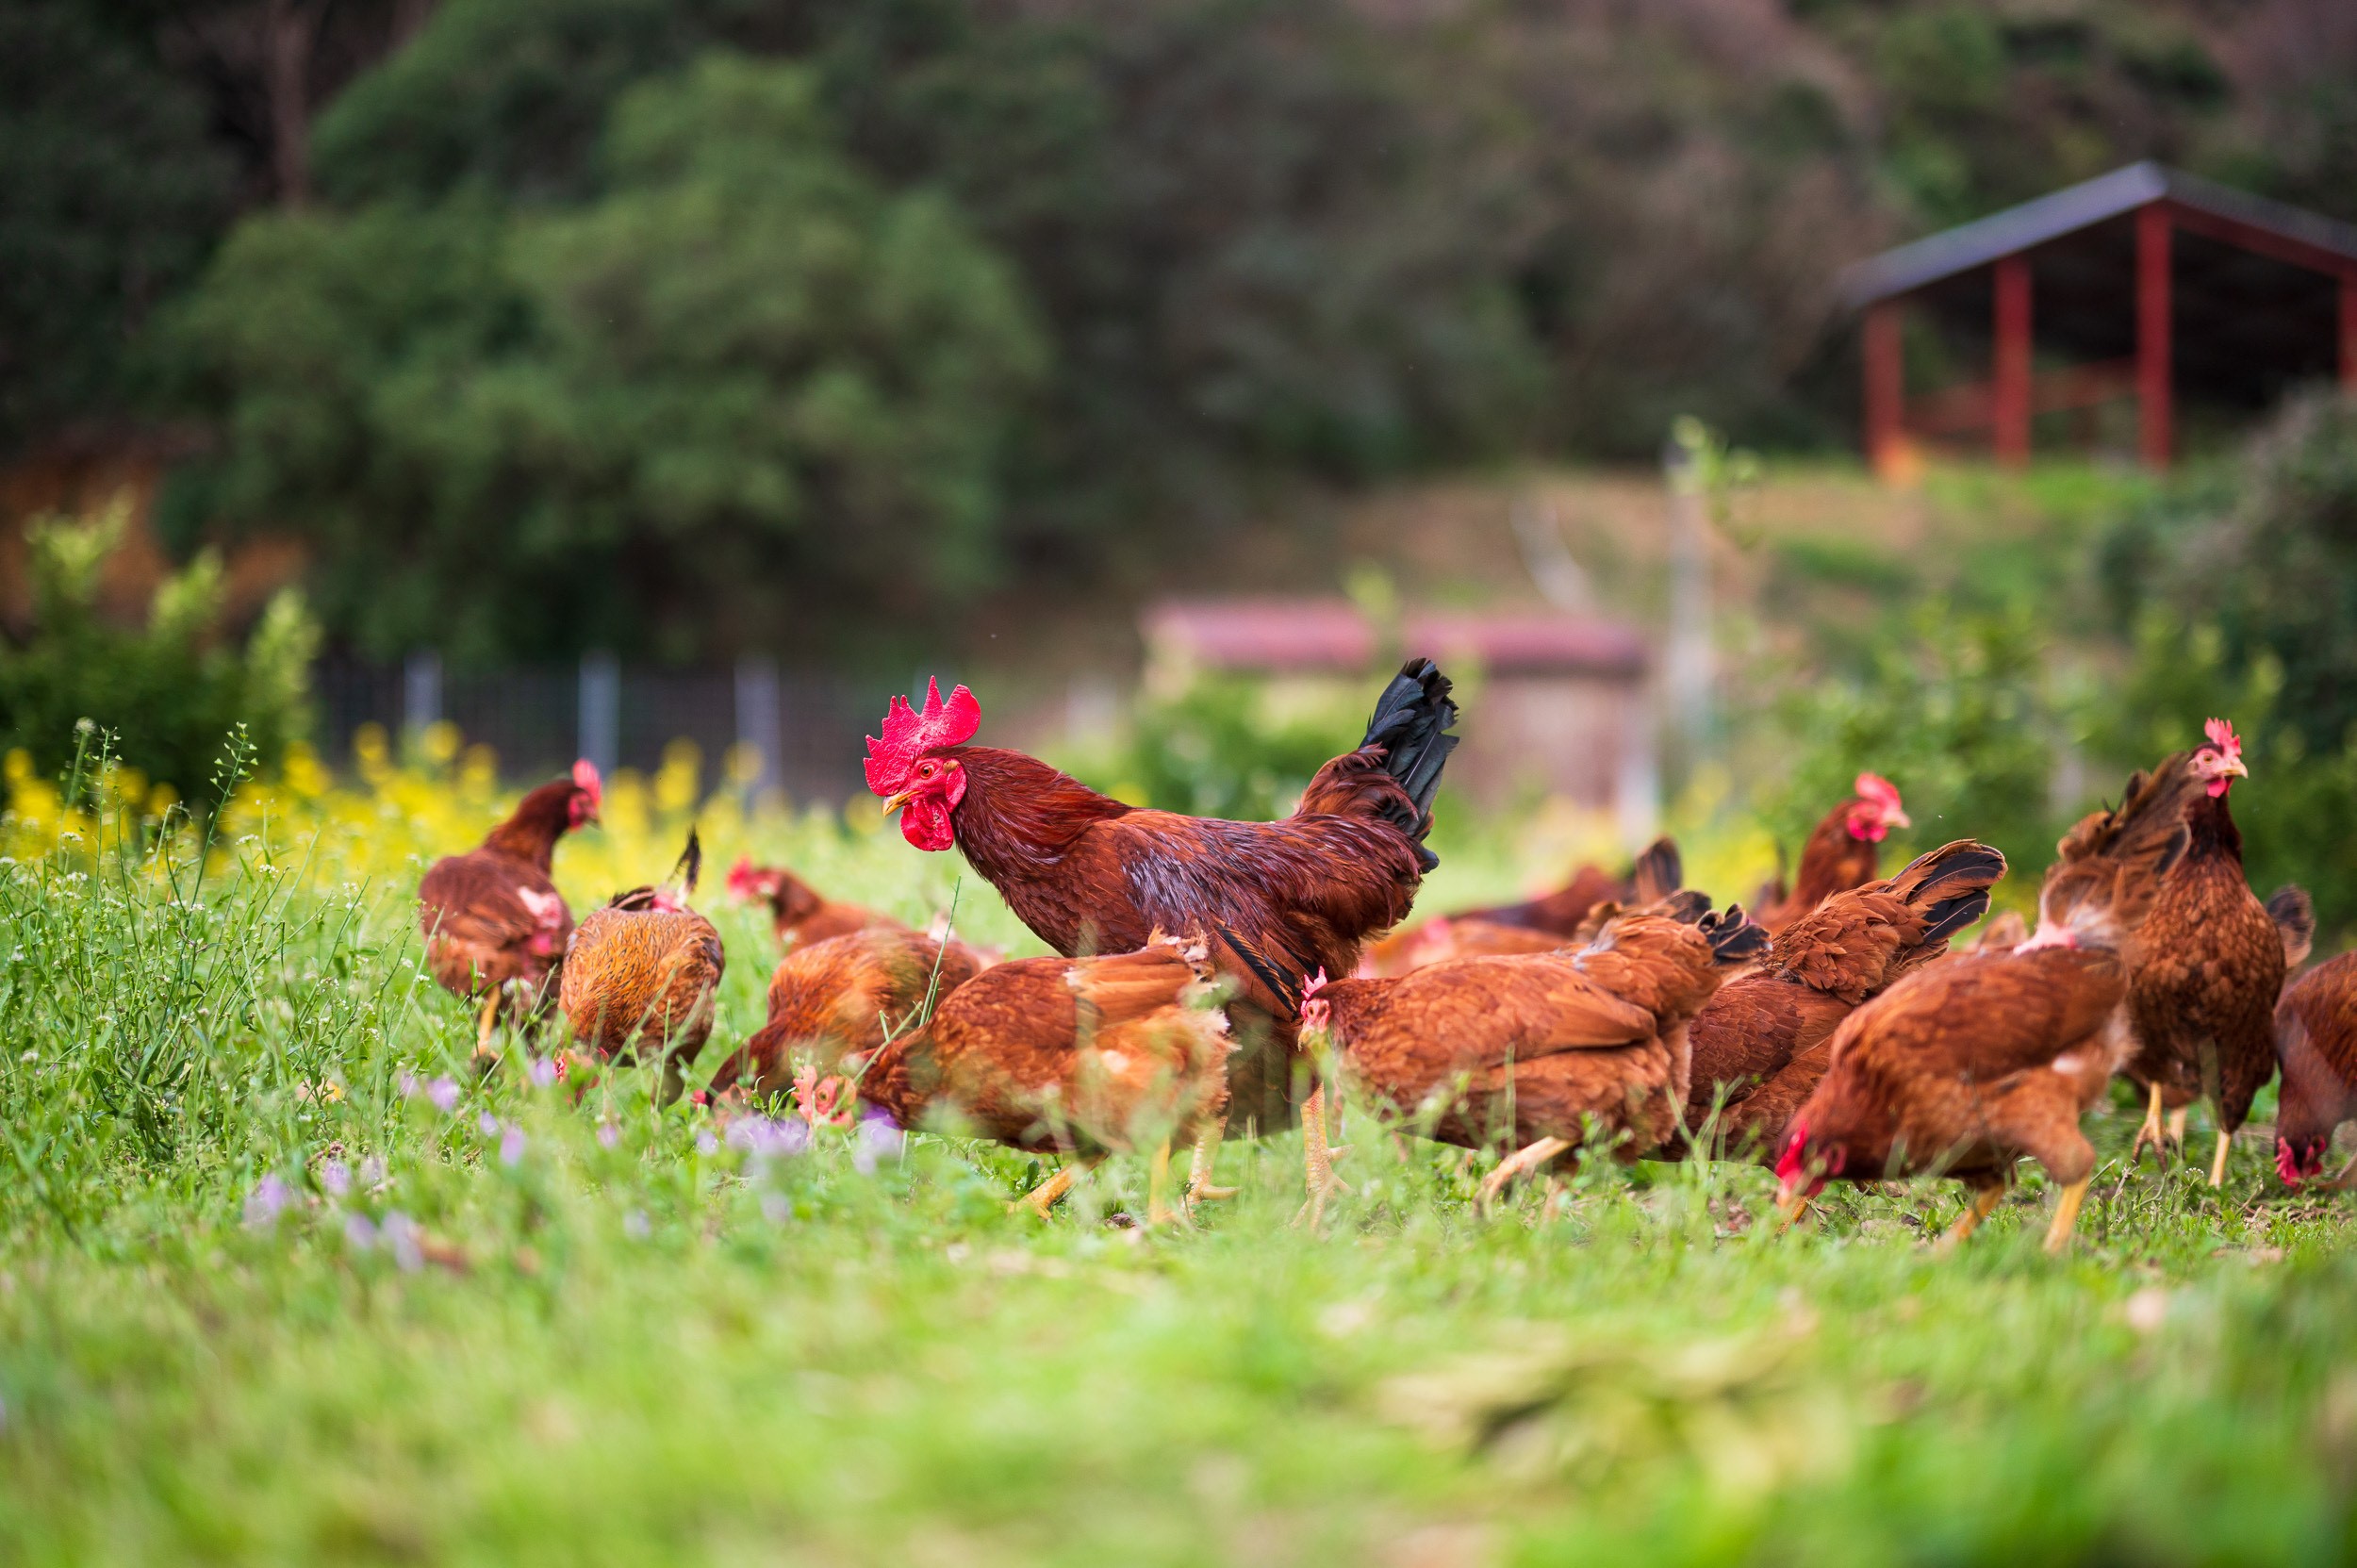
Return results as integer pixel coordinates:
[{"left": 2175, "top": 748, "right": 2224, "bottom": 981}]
[{"left": 0, "top": 751, "right": 2348, "bottom": 1567}]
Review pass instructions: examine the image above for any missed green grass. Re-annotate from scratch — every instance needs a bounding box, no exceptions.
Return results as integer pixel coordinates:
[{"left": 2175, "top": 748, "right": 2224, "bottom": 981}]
[{"left": 1, "top": 804, "right": 2351, "bottom": 1566}]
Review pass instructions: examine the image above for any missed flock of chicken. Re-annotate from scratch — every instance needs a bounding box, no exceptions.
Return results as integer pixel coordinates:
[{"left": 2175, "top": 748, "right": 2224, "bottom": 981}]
[{"left": 416, "top": 660, "right": 2357, "bottom": 1248}]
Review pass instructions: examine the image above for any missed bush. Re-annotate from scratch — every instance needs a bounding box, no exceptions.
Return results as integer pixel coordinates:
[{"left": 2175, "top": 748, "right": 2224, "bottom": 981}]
[
  {"left": 0, "top": 498, "right": 318, "bottom": 810},
  {"left": 1066, "top": 676, "right": 1367, "bottom": 822}
]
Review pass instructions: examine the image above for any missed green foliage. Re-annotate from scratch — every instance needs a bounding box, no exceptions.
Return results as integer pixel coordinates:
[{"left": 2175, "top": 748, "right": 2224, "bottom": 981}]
[
  {"left": 1068, "top": 676, "right": 1364, "bottom": 822},
  {"left": 1766, "top": 604, "right": 2063, "bottom": 896},
  {"left": 0, "top": 0, "right": 232, "bottom": 451},
  {"left": 0, "top": 499, "right": 318, "bottom": 807},
  {"left": 171, "top": 56, "right": 1042, "bottom": 665}
]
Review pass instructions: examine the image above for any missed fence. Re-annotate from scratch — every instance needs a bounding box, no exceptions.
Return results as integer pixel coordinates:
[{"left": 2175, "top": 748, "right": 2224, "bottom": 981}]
[{"left": 314, "top": 657, "right": 890, "bottom": 805}]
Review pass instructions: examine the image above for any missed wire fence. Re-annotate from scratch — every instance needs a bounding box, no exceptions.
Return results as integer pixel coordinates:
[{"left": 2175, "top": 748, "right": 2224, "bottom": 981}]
[{"left": 313, "top": 657, "right": 890, "bottom": 805}]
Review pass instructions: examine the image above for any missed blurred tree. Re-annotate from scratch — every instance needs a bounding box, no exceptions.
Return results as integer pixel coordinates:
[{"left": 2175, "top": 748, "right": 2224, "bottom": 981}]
[
  {"left": 0, "top": 1, "right": 232, "bottom": 452},
  {"left": 168, "top": 57, "right": 1042, "bottom": 666}
]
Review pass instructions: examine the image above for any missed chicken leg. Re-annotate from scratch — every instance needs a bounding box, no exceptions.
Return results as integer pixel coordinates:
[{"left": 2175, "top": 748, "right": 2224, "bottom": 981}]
[
  {"left": 2167, "top": 1107, "right": 2187, "bottom": 1147},
  {"left": 474, "top": 989, "right": 503, "bottom": 1063},
  {"left": 1936, "top": 1182, "right": 2005, "bottom": 1253},
  {"left": 1187, "top": 1130, "right": 1240, "bottom": 1205},
  {"left": 1476, "top": 1137, "right": 1574, "bottom": 1212},
  {"left": 2129, "top": 1082, "right": 2169, "bottom": 1164},
  {"left": 2207, "top": 1129, "right": 2232, "bottom": 1189},
  {"left": 1294, "top": 1083, "right": 1350, "bottom": 1230},
  {"left": 1012, "top": 1158, "right": 1098, "bottom": 1218},
  {"left": 1146, "top": 1140, "right": 1191, "bottom": 1229},
  {"left": 2042, "top": 1178, "right": 2091, "bottom": 1255}
]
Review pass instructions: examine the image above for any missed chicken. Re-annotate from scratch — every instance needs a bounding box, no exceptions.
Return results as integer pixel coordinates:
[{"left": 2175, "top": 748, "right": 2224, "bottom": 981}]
[
  {"left": 863, "top": 662, "right": 1459, "bottom": 1199},
  {"left": 559, "top": 829, "right": 726, "bottom": 1083},
  {"left": 851, "top": 934, "right": 1235, "bottom": 1224},
  {"left": 1754, "top": 773, "right": 1910, "bottom": 933},
  {"left": 418, "top": 760, "right": 602, "bottom": 1055},
  {"left": 704, "top": 926, "right": 987, "bottom": 1098},
  {"left": 2101, "top": 718, "right": 2287, "bottom": 1185},
  {"left": 2272, "top": 941, "right": 2357, "bottom": 1194},
  {"left": 1298, "top": 901, "right": 1767, "bottom": 1215},
  {"left": 1363, "top": 838, "right": 1681, "bottom": 975},
  {"left": 1958, "top": 909, "right": 2028, "bottom": 955},
  {"left": 1673, "top": 839, "right": 2005, "bottom": 1164},
  {"left": 1775, "top": 752, "right": 2201, "bottom": 1254},
  {"left": 724, "top": 858, "right": 891, "bottom": 947}
]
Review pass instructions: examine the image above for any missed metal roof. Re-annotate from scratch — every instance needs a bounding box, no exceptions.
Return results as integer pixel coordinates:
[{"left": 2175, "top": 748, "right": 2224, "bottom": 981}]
[{"left": 1839, "top": 161, "right": 2357, "bottom": 309}]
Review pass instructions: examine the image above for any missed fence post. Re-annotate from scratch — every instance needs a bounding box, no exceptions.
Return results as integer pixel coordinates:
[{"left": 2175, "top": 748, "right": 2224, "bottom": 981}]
[
  {"left": 402, "top": 650, "right": 441, "bottom": 737},
  {"left": 579, "top": 652, "right": 619, "bottom": 775},
  {"left": 733, "top": 656, "right": 783, "bottom": 805}
]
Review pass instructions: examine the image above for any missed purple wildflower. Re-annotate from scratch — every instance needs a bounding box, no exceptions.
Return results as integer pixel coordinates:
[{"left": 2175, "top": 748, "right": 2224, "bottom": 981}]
[
  {"left": 243, "top": 1174, "right": 292, "bottom": 1231},
  {"left": 344, "top": 1212, "right": 378, "bottom": 1249},
  {"left": 528, "top": 1056, "right": 557, "bottom": 1089},
  {"left": 379, "top": 1212, "right": 424, "bottom": 1273},
  {"left": 427, "top": 1077, "right": 460, "bottom": 1114},
  {"left": 499, "top": 1125, "right": 527, "bottom": 1165},
  {"left": 317, "top": 1157, "right": 351, "bottom": 1198},
  {"left": 726, "top": 1116, "right": 810, "bottom": 1160},
  {"left": 853, "top": 1111, "right": 902, "bottom": 1175},
  {"left": 695, "top": 1130, "right": 719, "bottom": 1157},
  {"left": 478, "top": 1110, "right": 500, "bottom": 1136},
  {"left": 398, "top": 1071, "right": 420, "bottom": 1099},
  {"left": 597, "top": 1122, "right": 620, "bottom": 1150},
  {"left": 358, "top": 1154, "right": 387, "bottom": 1188}
]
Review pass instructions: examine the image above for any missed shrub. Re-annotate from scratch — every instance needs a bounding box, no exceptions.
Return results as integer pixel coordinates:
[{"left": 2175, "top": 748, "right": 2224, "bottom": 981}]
[{"left": 0, "top": 498, "right": 318, "bottom": 810}]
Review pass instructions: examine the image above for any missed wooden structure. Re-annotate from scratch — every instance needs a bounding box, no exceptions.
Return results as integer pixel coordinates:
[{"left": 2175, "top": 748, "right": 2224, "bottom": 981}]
[
  {"left": 1842, "top": 162, "right": 2357, "bottom": 471},
  {"left": 1141, "top": 597, "right": 1653, "bottom": 824}
]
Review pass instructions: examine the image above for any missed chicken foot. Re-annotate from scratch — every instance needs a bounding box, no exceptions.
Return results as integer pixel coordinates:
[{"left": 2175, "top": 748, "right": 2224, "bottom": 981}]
[
  {"left": 1187, "top": 1131, "right": 1240, "bottom": 1205},
  {"left": 2207, "top": 1129, "right": 2233, "bottom": 1189},
  {"left": 1146, "top": 1141, "right": 1191, "bottom": 1229},
  {"left": 1935, "top": 1182, "right": 2005, "bottom": 1253},
  {"left": 1011, "top": 1157, "right": 1101, "bottom": 1219},
  {"left": 1476, "top": 1137, "right": 1574, "bottom": 1213},
  {"left": 1294, "top": 1083, "right": 1351, "bottom": 1230},
  {"left": 2042, "top": 1178, "right": 2091, "bottom": 1254},
  {"left": 2128, "top": 1082, "right": 2171, "bottom": 1164}
]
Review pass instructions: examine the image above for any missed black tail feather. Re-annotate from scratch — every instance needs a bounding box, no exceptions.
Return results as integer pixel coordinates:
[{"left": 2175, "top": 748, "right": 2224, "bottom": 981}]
[
  {"left": 1889, "top": 840, "right": 2007, "bottom": 947},
  {"left": 1629, "top": 836, "right": 1683, "bottom": 902},
  {"left": 671, "top": 827, "right": 703, "bottom": 898},
  {"left": 1360, "top": 658, "right": 1459, "bottom": 821},
  {"left": 1701, "top": 903, "right": 1770, "bottom": 965}
]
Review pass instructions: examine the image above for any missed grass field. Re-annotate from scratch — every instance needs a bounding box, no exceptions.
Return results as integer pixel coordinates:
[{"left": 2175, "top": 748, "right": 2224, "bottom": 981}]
[{"left": 1, "top": 741, "right": 2351, "bottom": 1566}]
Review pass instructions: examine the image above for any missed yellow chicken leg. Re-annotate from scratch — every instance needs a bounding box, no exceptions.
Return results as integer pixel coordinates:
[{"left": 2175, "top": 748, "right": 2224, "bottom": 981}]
[
  {"left": 1936, "top": 1183, "right": 2005, "bottom": 1253},
  {"left": 2043, "top": 1178, "right": 2091, "bottom": 1254},
  {"left": 1013, "top": 1159, "right": 1093, "bottom": 1218},
  {"left": 2129, "top": 1082, "right": 2167, "bottom": 1164},
  {"left": 2207, "top": 1129, "right": 2232, "bottom": 1189},
  {"left": 1476, "top": 1137, "right": 1574, "bottom": 1212},
  {"left": 2166, "top": 1107, "right": 2187, "bottom": 1147},
  {"left": 1146, "top": 1140, "right": 1190, "bottom": 1229},
  {"left": 1187, "top": 1130, "right": 1239, "bottom": 1205},
  {"left": 1294, "top": 1083, "right": 1350, "bottom": 1230},
  {"left": 474, "top": 988, "right": 503, "bottom": 1062}
]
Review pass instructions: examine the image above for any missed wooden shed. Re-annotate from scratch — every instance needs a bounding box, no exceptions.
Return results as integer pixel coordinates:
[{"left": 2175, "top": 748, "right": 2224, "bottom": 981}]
[
  {"left": 1842, "top": 162, "right": 2357, "bottom": 471},
  {"left": 1140, "top": 597, "right": 1655, "bottom": 832}
]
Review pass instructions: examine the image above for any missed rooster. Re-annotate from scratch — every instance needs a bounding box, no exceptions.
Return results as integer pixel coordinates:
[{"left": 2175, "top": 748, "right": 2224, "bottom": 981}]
[
  {"left": 1754, "top": 773, "right": 1909, "bottom": 934},
  {"left": 1298, "top": 901, "right": 1767, "bottom": 1215},
  {"left": 2275, "top": 943, "right": 2357, "bottom": 1191},
  {"left": 1673, "top": 840, "right": 2005, "bottom": 1164},
  {"left": 559, "top": 829, "right": 725, "bottom": 1083},
  {"left": 864, "top": 661, "right": 1459, "bottom": 1201},
  {"left": 850, "top": 934, "right": 1235, "bottom": 1225},
  {"left": 705, "top": 926, "right": 987, "bottom": 1098},
  {"left": 1774, "top": 753, "right": 2200, "bottom": 1254},
  {"left": 2105, "top": 719, "right": 2306, "bottom": 1184},
  {"left": 1364, "top": 838, "right": 1682, "bottom": 975},
  {"left": 418, "top": 760, "right": 602, "bottom": 1055},
  {"left": 725, "top": 859, "right": 890, "bottom": 948}
]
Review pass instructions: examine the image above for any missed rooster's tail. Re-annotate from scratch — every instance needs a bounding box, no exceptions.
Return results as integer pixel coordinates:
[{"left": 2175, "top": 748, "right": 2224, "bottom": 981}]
[
  {"left": 1327, "top": 658, "right": 1461, "bottom": 871},
  {"left": 1885, "top": 839, "right": 2007, "bottom": 947}
]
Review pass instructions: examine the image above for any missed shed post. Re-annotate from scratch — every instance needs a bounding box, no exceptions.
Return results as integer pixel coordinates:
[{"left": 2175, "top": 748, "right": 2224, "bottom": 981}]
[
  {"left": 2137, "top": 204, "right": 2173, "bottom": 469},
  {"left": 1862, "top": 300, "right": 1904, "bottom": 476},
  {"left": 1992, "top": 255, "right": 2033, "bottom": 466},
  {"left": 2340, "top": 272, "right": 2357, "bottom": 393}
]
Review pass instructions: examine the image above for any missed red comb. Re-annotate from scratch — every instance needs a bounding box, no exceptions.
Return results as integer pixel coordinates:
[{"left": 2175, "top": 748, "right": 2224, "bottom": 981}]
[
  {"left": 571, "top": 759, "right": 602, "bottom": 808},
  {"left": 1854, "top": 772, "right": 1902, "bottom": 812},
  {"left": 1775, "top": 1124, "right": 1808, "bottom": 1189},
  {"left": 865, "top": 679, "right": 981, "bottom": 795},
  {"left": 2204, "top": 718, "right": 2241, "bottom": 761}
]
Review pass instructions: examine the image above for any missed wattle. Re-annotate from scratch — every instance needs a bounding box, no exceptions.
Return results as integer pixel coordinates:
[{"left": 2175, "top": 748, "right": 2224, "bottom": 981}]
[{"left": 900, "top": 796, "right": 955, "bottom": 852}]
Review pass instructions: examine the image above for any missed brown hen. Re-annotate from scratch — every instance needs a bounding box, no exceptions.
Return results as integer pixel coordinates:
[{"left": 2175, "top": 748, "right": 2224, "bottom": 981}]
[
  {"left": 705, "top": 926, "right": 987, "bottom": 1098},
  {"left": 1363, "top": 838, "right": 1681, "bottom": 975},
  {"left": 853, "top": 934, "right": 1235, "bottom": 1224},
  {"left": 724, "top": 858, "right": 891, "bottom": 947},
  {"left": 560, "top": 829, "right": 725, "bottom": 1086},
  {"left": 1674, "top": 839, "right": 2005, "bottom": 1164},
  {"left": 418, "top": 761, "right": 602, "bottom": 1055},
  {"left": 1301, "top": 902, "right": 1767, "bottom": 1214},
  {"left": 1754, "top": 773, "right": 1909, "bottom": 934},
  {"left": 1776, "top": 752, "right": 2200, "bottom": 1253}
]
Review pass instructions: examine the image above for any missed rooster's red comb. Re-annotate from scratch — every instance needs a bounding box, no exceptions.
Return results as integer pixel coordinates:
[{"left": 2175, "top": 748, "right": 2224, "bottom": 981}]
[
  {"left": 2203, "top": 717, "right": 2241, "bottom": 762},
  {"left": 865, "top": 679, "right": 981, "bottom": 795},
  {"left": 572, "top": 759, "right": 602, "bottom": 808},
  {"left": 1854, "top": 772, "right": 1902, "bottom": 814},
  {"left": 1774, "top": 1123, "right": 1809, "bottom": 1189}
]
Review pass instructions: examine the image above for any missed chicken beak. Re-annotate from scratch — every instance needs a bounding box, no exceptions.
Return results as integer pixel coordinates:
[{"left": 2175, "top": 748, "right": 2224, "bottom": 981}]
[
  {"left": 1884, "top": 807, "right": 1912, "bottom": 830},
  {"left": 2222, "top": 756, "right": 2250, "bottom": 780},
  {"left": 881, "top": 789, "right": 914, "bottom": 817}
]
